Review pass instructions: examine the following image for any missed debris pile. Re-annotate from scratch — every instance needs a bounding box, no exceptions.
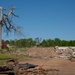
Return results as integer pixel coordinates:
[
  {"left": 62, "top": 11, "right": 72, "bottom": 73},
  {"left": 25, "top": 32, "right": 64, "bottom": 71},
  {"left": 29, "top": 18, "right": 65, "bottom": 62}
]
[
  {"left": 27, "top": 47, "right": 75, "bottom": 60},
  {"left": 27, "top": 47, "right": 57, "bottom": 59},
  {"left": 0, "top": 58, "right": 59, "bottom": 75},
  {"left": 18, "top": 67, "right": 59, "bottom": 75}
]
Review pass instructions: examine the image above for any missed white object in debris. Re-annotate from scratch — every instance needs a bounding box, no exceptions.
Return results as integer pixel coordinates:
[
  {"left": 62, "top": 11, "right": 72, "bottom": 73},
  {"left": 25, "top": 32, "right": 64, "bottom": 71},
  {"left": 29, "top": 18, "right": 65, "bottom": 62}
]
[
  {"left": 55, "top": 46, "right": 68, "bottom": 50},
  {"left": 72, "top": 52, "right": 75, "bottom": 57}
]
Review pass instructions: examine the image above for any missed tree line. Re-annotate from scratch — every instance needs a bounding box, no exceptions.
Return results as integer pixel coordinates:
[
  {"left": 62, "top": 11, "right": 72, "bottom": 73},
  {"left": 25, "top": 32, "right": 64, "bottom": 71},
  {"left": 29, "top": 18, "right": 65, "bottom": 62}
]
[{"left": 4, "top": 38, "right": 75, "bottom": 47}]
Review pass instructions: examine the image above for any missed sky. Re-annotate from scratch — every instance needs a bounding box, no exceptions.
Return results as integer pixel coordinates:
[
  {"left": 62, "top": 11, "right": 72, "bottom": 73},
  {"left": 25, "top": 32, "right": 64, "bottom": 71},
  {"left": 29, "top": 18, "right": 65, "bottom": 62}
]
[{"left": 0, "top": 0, "right": 75, "bottom": 40}]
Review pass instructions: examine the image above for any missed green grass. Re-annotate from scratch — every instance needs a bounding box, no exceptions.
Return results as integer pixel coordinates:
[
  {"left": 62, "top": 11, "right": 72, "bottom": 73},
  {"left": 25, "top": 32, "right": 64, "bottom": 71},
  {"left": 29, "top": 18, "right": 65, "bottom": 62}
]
[
  {"left": 0, "top": 47, "right": 29, "bottom": 65},
  {"left": 0, "top": 54, "right": 16, "bottom": 65},
  {"left": 0, "top": 54, "right": 15, "bottom": 58},
  {"left": 0, "top": 53, "right": 29, "bottom": 65}
]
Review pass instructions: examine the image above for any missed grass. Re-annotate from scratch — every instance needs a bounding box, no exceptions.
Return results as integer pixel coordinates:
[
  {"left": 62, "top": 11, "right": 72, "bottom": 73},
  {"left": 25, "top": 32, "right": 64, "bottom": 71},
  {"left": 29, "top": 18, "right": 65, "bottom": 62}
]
[
  {"left": 0, "top": 54, "right": 16, "bottom": 65},
  {"left": 0, "top": 48, "right": 29, "bottom": 65},
  {"left": 0, "top": 54, "right": 15, "bottom": 58},
  {"left": 0, "top": 54, "right": 29, "bottom": 65}
]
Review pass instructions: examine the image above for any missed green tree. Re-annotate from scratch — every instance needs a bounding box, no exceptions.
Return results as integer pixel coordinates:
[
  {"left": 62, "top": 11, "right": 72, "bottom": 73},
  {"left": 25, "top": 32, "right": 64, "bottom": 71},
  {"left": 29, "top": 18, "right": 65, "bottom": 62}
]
[
  {"left": 20, "top": 39, "right": 28, "bottom": 47},
  {"left": 27, "top": 38, "right": 34, "bottom": 47},
  {"left": 69, "top": 40, "right": 75, "bottom": 46},
  {"left": 40, "top": 39, "right": 48, "bottom": 47},
  {"left": 47, "top": 39, "right": 55, "bottom": 47},
  {"left": 54, "top": 38, "right": 62, "bottom": 46},
  {"left": 61, "top": 40, "right": 69, "bottom": 46}
]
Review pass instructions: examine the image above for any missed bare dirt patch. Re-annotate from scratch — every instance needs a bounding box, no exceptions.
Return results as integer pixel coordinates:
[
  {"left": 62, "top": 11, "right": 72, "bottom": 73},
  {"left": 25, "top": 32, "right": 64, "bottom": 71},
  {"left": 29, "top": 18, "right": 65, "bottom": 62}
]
[{"left": 19, "top": 47, "right": 75, "bottom": 75}]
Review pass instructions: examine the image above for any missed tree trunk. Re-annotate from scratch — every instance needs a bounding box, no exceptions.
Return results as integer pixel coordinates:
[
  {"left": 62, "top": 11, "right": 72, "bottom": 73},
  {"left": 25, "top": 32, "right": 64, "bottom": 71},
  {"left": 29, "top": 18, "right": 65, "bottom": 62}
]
[{"left": 0, "top": 24, "right": 2, "bottom": 49}]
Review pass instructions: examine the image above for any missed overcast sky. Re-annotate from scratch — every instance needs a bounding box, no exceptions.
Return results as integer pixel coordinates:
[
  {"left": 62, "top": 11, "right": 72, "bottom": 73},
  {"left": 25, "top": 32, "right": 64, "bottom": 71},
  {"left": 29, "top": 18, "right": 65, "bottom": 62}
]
[{"left": 0, "top": 0, "right": 75, "bottom": 40}]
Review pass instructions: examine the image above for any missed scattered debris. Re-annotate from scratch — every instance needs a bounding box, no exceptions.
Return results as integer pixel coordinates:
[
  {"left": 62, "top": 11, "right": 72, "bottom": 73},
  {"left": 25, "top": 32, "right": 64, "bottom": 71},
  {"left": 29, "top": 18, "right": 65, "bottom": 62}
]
[
  {"left": 0, "top": 58, "right": 59, "bottom": 75},
  {"left": 18, "top": 67, "right": 59, "bottom": 75}
]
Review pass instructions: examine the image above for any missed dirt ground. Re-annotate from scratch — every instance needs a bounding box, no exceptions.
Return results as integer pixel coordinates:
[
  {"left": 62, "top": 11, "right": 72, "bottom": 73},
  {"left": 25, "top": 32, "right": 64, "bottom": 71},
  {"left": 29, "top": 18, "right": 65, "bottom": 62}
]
[{"left": 19, "top": 47, "right": 75, "bottom": 75}]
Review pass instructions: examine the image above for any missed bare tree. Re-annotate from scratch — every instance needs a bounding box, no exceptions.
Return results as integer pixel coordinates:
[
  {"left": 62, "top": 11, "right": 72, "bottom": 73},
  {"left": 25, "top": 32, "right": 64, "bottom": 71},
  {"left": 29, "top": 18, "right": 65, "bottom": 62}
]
[{"left": 0, "top": 6, "right": 23, "bottom": 49}]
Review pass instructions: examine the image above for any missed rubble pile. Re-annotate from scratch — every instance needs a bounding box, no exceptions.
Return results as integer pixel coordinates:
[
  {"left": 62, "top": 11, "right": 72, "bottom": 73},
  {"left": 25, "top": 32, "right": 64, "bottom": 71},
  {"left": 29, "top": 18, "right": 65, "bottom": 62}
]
[
  {"left": 27, "top": 47, "right": 75, "bottom": 60},
  {"left": 18, "top": 67, "right": 59, "bottom": 75},
  {"left": 27, "top": 47, "right": 57, "bottom": 59},
  {"left": 0, "top": 62, "right": 59, "bottom": 75}
]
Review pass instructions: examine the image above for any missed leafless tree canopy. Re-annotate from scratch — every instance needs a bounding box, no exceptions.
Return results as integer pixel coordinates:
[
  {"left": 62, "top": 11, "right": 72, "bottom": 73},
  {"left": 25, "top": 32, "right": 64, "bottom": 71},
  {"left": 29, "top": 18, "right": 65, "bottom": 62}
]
[{"left": 0, "top": 7, "right": 24, "bottom": 36}]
